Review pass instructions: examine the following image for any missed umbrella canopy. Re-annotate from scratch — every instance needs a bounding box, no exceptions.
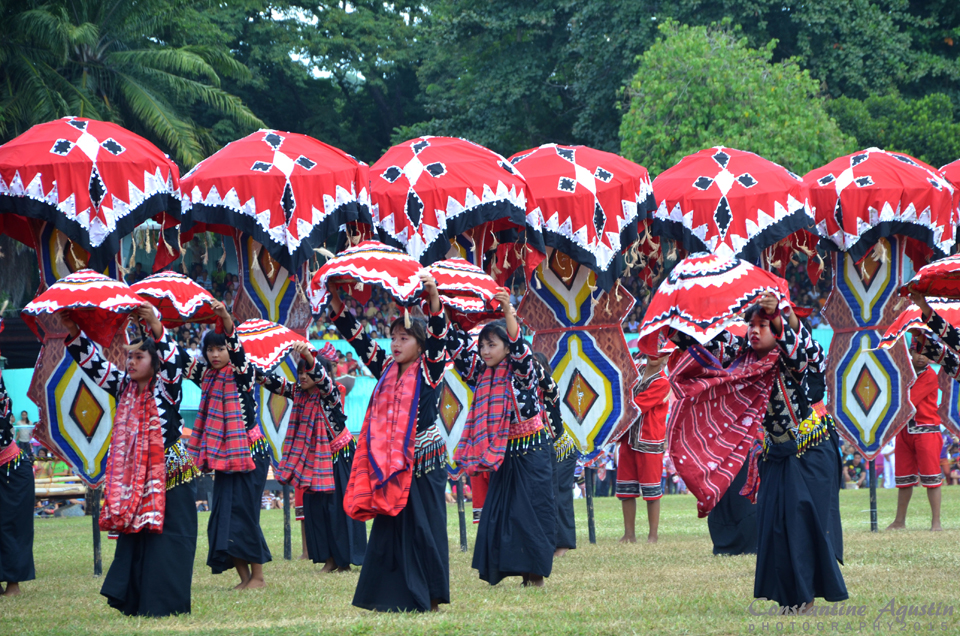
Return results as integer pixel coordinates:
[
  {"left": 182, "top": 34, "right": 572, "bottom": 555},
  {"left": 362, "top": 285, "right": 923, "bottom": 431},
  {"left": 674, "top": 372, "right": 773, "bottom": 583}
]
[
  {"left": 130, "top": 271, "right": 218, "bottom": 325},
  {"left": 370, "top": 136, "right": 545, "bottom": 274},
  {"left": 0, "top": 117, "right": 181, "bottom": 271},
  {"left": 651, "top": 147, "right": 812, "bottom": 263},
  {"left": 308, "top": 240, "right": 425, "bottom": 314},
  {"left": 235, "top": 319, "right": 311, "bottom": 373},
  {"left": 636, "top": 252, "right": 789, "bottom": 354},
  {"left": 878, "top": 299, "right": 960, "bottom": 350},
  {"left": 902, "top": 253, "right": 960, "bottom": 299},
  {"left": 805, "top": 148, "right": 958, "bottom": 263},
  {"left": 508, "top": 144, "right": 654, "bottom": 290},
  {"left": 22, "top": 269, "right": 144, "bottom": 347},
  {"left": 425, "top": 258, "right": 503, "bottom": 329},
  {"left": 942, "top": 158, "right": 960, "bottom": 188},
  {"left": 180, "top": 129, "right": 369, "bottom": 272}
]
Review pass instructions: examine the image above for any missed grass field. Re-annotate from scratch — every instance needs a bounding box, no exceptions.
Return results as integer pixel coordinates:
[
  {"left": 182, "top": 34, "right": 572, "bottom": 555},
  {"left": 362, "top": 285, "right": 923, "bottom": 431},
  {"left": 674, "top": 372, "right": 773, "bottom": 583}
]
[{"left": 2, "top": 487, "right": 959, "bottom": 635}]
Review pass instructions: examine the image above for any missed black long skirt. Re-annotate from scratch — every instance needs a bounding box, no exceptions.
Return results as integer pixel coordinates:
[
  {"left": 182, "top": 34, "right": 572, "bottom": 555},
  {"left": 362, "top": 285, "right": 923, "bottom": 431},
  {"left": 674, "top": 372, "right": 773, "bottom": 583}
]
[
  {"left": 473, "top": 445, "right": 556, "bottom": 585},
  {"left": 708, "top": 461, "right": 757, "bottom": 556},
  {"left": 352, "top": 466, "right": 449, "bottom": 612},
  {"left": 553, "top": 452, "right": 577, "bottom": 550},
  {"left": 754, "top": 430, "right": 847, "bottom": 606},
  {"left": 100, "top": 480, "right": 198, "bottom": 616},
  {"left": 0, "top": 456, "right": 35, "bottom": 583},
  {"left": 207, "top": 454, "right": 272, "bottom": 574},
  {"left": 303, "top": 456, "right": 366, "bottom": 568}
]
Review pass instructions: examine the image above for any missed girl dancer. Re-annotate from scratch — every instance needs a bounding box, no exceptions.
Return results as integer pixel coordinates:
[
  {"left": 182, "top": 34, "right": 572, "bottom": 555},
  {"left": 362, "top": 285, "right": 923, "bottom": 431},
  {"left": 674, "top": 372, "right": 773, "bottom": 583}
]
[
  {"left": 182, "top": 301, "right": 272, "bottom": 590},
  {"left": 328, "top": 273, "right": 449, "bottom": 612},
  {"left": 0, "top": 373, "right": 33, "bottom": 598},
  {"left": 450, "top": 291, "right": 555, "bottom": 587},
  {"left": 259, "top": 341, "right": 366, "bottom": 572},
  {"left": 63, "top": 303, "right": 199, "bottom": 615}
]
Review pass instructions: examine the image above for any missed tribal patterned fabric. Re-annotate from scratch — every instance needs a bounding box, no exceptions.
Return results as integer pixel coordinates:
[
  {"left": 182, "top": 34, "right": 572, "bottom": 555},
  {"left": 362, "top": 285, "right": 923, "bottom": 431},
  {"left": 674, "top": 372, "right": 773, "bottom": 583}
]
[
  {"left": 131, "top": 271, "right": 217, "bottom": 325},
  {"left": 0, "top": 117, "right": 181, "bottom": 271},
  {"left": 903, "top": 254, "right": 960, "bottom": 299}
]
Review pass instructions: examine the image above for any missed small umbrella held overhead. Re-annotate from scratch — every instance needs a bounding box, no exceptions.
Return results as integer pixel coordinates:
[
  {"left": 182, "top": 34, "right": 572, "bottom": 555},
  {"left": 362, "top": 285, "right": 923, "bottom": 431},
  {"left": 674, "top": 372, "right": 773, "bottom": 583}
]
[
  {"left": 131, "top": 271, "right": 218, "bottom": 325},
  {"left": 235, "top": 319, "right": 312, "bottom": 373},
  {"left": 424, "top": 258, "right": 503, "bottom": 330}
]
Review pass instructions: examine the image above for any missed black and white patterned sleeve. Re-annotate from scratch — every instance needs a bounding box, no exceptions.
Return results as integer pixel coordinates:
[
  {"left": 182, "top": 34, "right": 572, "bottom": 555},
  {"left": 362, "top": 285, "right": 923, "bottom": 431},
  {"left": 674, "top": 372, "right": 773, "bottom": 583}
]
[
  {"left": 226, "top": 329, "right": 255, "bottom": 392},
  {"left": 917, "top": 318, "right": 960, "bottom": 379},
  {"left": 259, "top": 369, "right": 295, "bottom": 399},
  {"left": 422, "top": 305, "right": 449, "bottom": 389},
  {"left": 65, "top": 332, "right": 125, "bottom": 398},
  {"left": 541, "top": 370, "right": 564, "bottom": 438},
  {"left": 672, "top": 330, "right": 746, "bottom": 366},
  {"left": 333, "top": 306, "right": 386, "bottom": 379},
  {"left": 179, "top": 344, "right": 207, "bottom": 386},
  {"left": 0, "top": 376, "right": 11, "bottom": 447},
  {"left": 508, "top": 332, "right": 538, "bottom": 392},
  {"left": 155, "top": 327, "right": 181, "bottom": 387},
  {"left": 448, "top": 323, "right": 484, "bottom": 387}
]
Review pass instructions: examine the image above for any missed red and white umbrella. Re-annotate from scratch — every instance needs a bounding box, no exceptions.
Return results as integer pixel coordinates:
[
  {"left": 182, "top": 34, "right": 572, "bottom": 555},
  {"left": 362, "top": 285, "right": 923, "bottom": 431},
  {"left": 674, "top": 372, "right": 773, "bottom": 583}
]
[
  {"left": 636, "top": 253, "right": 790, "bottom": 354},
  {"left": 651, "top": 147, "right": 812, "bottom": 263},
  {"left": 878, "top": 299, "right": 960, "bottom": 350},
  {"left": 805, "top": 148, "right": 958, "bottom": 263},
  {"left": 236, "top": 319, "right": 311, "bottom": 373},
  {"left": 942, "top": 158, "right": 960, "bottom": 188},
  {"left": 370, "top": 136, "right": 545, "bottom": 276},
  {"left": 0, "top": 117, "right": 181, "bottom": 271},
  {"left": 130, "top": 271, "right": 218, "bottom": 325},
  {"left": 904, "top": 253, "right": 960, "bottom": 299},
  {"left": 22, "top": 269, "right": 144, "bottom": 347},
  {"left": 425, "top": 258, "right": 503, "bottom": 329},
  {"left": 308, "top": 240, "right": 425, "bottom": 314},
  {"left": 509, "top": 144, "right": 655, "bottom": 290},
  {"left": 180, "top": 129, "right": 369, "bottom": 273}
]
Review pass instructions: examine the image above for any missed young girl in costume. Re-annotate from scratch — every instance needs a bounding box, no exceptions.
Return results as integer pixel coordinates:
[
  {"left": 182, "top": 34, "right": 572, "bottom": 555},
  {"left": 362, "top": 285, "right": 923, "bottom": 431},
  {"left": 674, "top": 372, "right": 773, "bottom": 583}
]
[
  {"left": 533, "top": 352, "right": 577, "bottom": 557},
  {"left": 449, "top": 290, "right": 555, "bottom": 587},
  {"left": 63, "top": 303, "right": 199, "bottom": 616},
  {"left": 259, "top": 340, "right": 366, "bottom": 572},
  {"left": 328, "top": 273, "right": 449, "bottom": 612},
  {"left": 0, "top": 373, "right": 33, "bottom": 598},
  {"left": 615, "top": 351, "right": 669, "bottom": 544},
  {"left": 181, "top": 301, "right": 272, "bottom": 590},
  {"left": 671, "top": 292, "right": 846, "bottom": 610}
]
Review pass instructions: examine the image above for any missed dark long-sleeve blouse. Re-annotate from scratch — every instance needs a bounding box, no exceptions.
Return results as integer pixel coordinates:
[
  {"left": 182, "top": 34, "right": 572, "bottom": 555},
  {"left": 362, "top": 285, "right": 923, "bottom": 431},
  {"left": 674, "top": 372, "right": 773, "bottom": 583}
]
[
  {"left": 536, "top": 362, "right": 577, "bottom": 460},
  {"left": 446, "top": 324, "right": 543, "bottom": 427},
  {"left": 0, "top": 376, "right": 13, "bottom": 449},
  {"left": 66, "top": 328, "right": 199, "bottom": 486},
  {"left": 331, "top": 304, "right": 446, "bottom": 475},
  {"left": 917, "top": 310, "right": 960, "bottom": 379},
  {"left": 674, "top": 319, "right": 826, "bottom": 445},
  {"left": 260, "top": 360, "right": 347, "bottom": 435}
]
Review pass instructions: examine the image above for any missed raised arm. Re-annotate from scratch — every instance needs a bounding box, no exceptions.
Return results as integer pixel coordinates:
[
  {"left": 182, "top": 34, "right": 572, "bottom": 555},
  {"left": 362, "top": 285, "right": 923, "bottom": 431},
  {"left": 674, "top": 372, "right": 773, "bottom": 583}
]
[
  {"left": 61, "top": 313, "right": 125, "bottom": 398},
  {"left": 180, "top": 344, "right": 207, "bottom": 385},
  {"left": 671, "top": 329, "right": 746, "bottom": 367},
  {"left": 259, "top": 368, "right": 296, "bottom": 399},
  {"left": 328, "top": 283, "right": 387, "bottom": 379},
  {"left": 447, "top": 323, "right": 485, "bottom": 386}
]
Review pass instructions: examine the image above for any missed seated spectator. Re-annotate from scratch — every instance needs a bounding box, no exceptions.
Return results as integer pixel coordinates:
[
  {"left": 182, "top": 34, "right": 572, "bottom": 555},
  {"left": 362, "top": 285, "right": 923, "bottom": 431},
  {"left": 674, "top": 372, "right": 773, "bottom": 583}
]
[
  {"left": 322, "top": 325, "right": 339, "bottom": 340},
  {"left": 223, "top": 289, "right": 235, "bottom": 311},
  {"left": 125, "top": 262, "right": 147, "bottom": 284},
  {"left": 195, "top": 266, "right": 212, "bottom": 292},
  {"left": 345, "top": 352, "right": 360, "bottom": 376},
  {"left": 335, "top": 352, "right": 349, "bottom": 377}
]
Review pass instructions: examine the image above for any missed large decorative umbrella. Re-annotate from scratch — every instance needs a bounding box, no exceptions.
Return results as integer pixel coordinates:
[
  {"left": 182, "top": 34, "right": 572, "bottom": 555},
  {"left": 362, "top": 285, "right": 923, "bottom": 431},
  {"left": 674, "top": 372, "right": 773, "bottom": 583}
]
[
  {"left": 878, "top": 299, "right": 960, "bottom": 350},
  {"left": 509, "top": 144, "right": 654, "bottom": 290},
  {"left": 651, "top": 147, "right": 813, "bottom": 263},
  {"left": 941, "top": 158, "right": 960, "bottom": 188},
  {"left": 636, "top": 252, "right": 789, "bottom": 355},
  {"left": 902, "top": 254, "right": 960, "bottom": 299},
  {"left": 805, "top": 148, "right": 958, "bottom": 264},
  {"left": 308, "top": 240, "right": 425, "bottom": 314},
  {"left": 0, "top": 117, "right": 181, "bottom": 270},
  {"left": 179, "top": 129, "right": 369, "bottom": 273},
  {"left": 236, "top": 319, "right": 311, "bottom": 373},
  {"left": 131, "top": 271, "right": 217, "bottom": 325},
  {"left": 22, "top": 269, "right": 144, "bottom": 347},
  {"left": 369, "top": 136, "right": 545, "bottom": 276}
]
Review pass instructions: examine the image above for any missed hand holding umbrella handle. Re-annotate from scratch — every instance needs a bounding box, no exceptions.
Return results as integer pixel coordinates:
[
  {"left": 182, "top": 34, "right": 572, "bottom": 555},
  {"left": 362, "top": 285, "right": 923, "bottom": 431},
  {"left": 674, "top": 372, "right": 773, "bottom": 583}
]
[
  {"left": 910, "top": 290, "right": 933, "bottom": 322},
  {"left": 59, "top": 312, "right": 80, "bottom": 338},
  {"left": 419, "top": 272, "right": 441, "bottom": 315},
  {"left": 758, "top": 292, "right": 783, "bottom": 335},
  {"left": 210, "top": 300, "right": 234, "bottom": 336},
  {"left": 132, "top": 302, "right": 163, "bottom": 340},
  {"left": 291, "top": 340, "right": 315, "bottom": 369},
  {"left": 326, "top": 280, "right": 343, "bottom": 314},
  {"left": 493, "top": 289, "right": 518, "bottom": 339}
]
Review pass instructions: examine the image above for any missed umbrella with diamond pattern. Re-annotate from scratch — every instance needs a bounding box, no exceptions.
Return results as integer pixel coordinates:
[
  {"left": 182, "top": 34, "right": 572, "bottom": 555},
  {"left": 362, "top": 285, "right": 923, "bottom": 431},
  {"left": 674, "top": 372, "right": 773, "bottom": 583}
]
[
  {"left": 0, "top": 117, "right": 181, "bottom": 271},
  {"left": 179, "top": 129, "right": 369, "bottom": 273},
  {"left": 369, "top": 136, "right": 545, "bottom": 278},
  {"left": 651, "top": 147, "right": 813, "bottom": 264}
]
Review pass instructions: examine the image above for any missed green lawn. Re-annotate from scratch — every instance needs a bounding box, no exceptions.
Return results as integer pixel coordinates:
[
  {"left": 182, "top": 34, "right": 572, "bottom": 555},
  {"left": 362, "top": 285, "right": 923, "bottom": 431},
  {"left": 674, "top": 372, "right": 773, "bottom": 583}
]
[{"left": 2, "top": 488, "right": 959, "bottom": 635}]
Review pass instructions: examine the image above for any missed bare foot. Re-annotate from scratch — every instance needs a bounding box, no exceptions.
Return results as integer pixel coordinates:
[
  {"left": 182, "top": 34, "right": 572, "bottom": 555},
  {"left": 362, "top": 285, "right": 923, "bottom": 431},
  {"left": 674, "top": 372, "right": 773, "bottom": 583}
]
[
  {"left": 618, "top": 535, "right": 637, "bottom": 544},
  {"left": 647, "top": 534, "right": 658, "bottom": 544},
  {"left": 521, "top": 574, "right": 530, "bottom": 587},
  {"left": 299, "top": 553, "right": 309, "bottom": 560},
  {"left": 1, "top": 583, "right": 20, "bottom": 597},
  {"left": 553, "top": 548, "right": 569, "bottom": 558},
  {"left": 885, "top": 521, "right": 906, "bottom": 531},
  {"left": 799, "top": 600, "right": 815, "bottom": 616},
  {"left": 431, "top": 599, "right": 440, "bottom": 612},
  {"left": 243, "top": 578, "right": 266, "bottom": 590},
  {"left": 931, "top": 523, "right": 943, "bottom": 532},
  {"left": 233, "top": 579, "right": 249, "bottom": 590},
  {"left": 335, "top": 566, "right": 351, "bottom": 573},
  {"left": 526, "top": 575, "right": 545, "bottom": 588},
  {"left": 320, "top": 558, "right": 337, "bottom": 574}
]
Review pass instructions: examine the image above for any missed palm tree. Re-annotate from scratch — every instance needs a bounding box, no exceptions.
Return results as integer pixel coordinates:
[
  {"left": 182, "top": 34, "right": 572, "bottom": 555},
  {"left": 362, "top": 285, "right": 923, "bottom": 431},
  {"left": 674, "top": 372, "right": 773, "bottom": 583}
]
[{"left": 0, "top": 0, "right": 264, "bottom": 167}]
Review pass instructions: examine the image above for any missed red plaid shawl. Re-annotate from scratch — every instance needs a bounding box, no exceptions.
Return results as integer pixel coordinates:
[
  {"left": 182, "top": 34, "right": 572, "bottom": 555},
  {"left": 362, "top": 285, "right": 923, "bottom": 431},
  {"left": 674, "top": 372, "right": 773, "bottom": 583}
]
[
  {"left": 668, "top": 345, "right": 778, "bottom": 517},
  {"left": 454, "top": 362, "right": 511, "bottom": 476},
  {"left": 187, "top": 366, "right": 255, "bottom": 473},
  {"left": 277, "top": 388, "right": 335, "bottom": 492},
  {"left": 344, "top": 360, "right": 420, "bottom": 521},
  {"left": 100, "top": 381, "right": 166, "bottom": 533}
]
